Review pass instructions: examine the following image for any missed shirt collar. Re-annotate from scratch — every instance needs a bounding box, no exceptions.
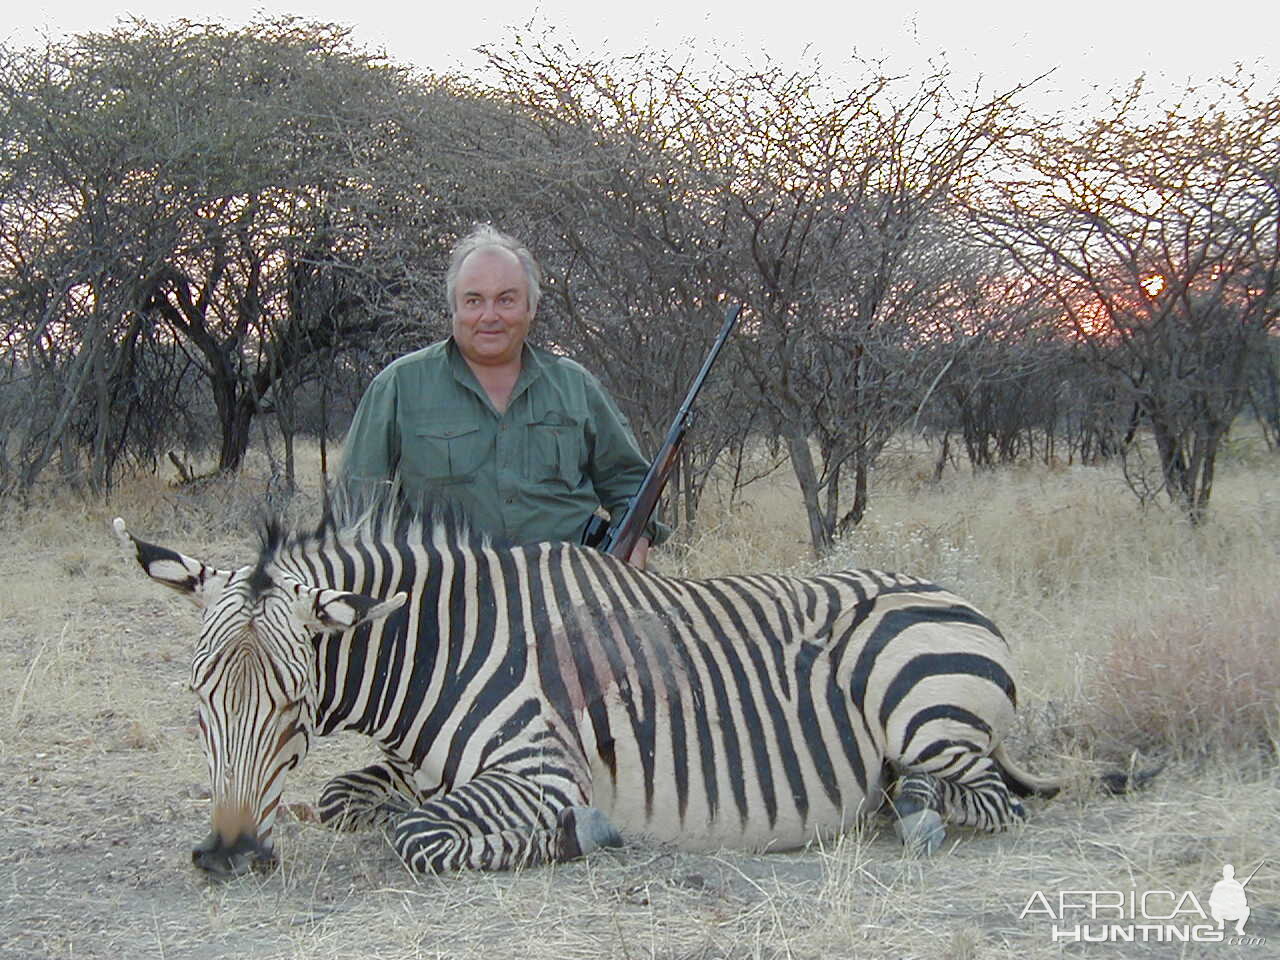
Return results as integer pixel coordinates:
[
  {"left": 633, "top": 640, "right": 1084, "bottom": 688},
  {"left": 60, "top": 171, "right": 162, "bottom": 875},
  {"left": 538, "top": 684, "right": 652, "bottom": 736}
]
[{"left": 445, "top": 337, "right": 545, "bottom": 408}]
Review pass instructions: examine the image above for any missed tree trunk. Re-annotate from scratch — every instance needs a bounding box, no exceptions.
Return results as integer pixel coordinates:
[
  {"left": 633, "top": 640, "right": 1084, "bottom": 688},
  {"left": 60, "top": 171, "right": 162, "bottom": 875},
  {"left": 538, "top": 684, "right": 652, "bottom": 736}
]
[
  {"left": 1149, "top": 414, "right": 1195, "bottom": 518},
  {"left": 1192, "top": 431, "right": 1218, "bottom": 525},
  {"left": 217, "top": 389, "right": 257, "bottom": 473},
  {"left": 848, "top": 453, "right": 869, "bottom": 532},
  {"left": 90, "top": 324, "right": 112, "bottom": 494},
  {"left": 933, "top": 430, "right": 951, "bottom": 482},
  {"left": 276, "top": 378, "right": 298, "bottom": 494},
  {"left": 786, "top": 429, "right": 833, "bottom": 555}
]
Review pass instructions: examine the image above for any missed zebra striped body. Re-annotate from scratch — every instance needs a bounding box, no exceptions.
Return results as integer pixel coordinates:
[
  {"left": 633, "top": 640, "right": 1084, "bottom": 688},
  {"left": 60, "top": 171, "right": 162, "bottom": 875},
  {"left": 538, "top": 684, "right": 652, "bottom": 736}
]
[{"left": 118, "top": 505, "right": 1049, "bottom": 875}]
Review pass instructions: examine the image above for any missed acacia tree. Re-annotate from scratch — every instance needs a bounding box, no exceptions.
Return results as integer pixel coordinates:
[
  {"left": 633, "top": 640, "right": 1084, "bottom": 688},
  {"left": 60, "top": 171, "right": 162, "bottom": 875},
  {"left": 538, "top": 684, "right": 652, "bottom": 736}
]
[
  {"left": 973, "top": 75, "right": 1280, "bottom": 521},
  {"left": 0, "top": 17, "right": 465, "bottom": 491},
  {"left": 1246, "top": 335, "right": 1280, "bottom": 449},
  {"left": 476, "top": 40, "right": 1028, "bottom": 552},
  {"left": 0, "top": 29, "right": 187, "bottom": 491},
  {"left": 671, "top": 63, "right": 1025, "bottom": 552},
  {"left": 921, "top": 278, "right": 1072, "bottom": 471},
  {"left": 474, "top": 40, "right": 760, "bottom": 530}
]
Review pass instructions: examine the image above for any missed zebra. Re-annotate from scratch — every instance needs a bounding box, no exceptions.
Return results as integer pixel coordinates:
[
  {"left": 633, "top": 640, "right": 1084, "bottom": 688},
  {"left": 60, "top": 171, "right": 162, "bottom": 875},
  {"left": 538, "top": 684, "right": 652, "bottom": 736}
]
[{"left": 114, "top": 499, "right": 1121, "bottom": 877}]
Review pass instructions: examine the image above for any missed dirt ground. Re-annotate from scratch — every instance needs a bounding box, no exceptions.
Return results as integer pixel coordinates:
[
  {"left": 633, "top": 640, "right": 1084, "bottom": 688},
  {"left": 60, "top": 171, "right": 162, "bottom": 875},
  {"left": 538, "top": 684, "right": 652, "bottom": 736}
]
[
  {"left": 3, "top": 728, "right": 1275, "bottom": 960},
  {"left": 1, "top": 472, "right": 1276, "bottom": 960}
]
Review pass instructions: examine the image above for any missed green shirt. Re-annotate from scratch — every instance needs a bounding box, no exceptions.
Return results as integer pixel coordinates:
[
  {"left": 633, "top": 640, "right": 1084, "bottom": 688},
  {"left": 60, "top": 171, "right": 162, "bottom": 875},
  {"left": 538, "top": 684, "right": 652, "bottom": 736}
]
[{"left": 338, "top": 339, "right": 668, "bottom": 546}]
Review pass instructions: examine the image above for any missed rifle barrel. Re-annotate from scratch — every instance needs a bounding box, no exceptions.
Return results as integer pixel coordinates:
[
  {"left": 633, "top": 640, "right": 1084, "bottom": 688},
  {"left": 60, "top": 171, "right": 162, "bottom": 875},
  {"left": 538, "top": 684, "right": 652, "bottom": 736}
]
[
  {"left": 1240, "top": 859, "right": 1266, "bottom": 887},
  {"left": 605, "top": 303, "right": 742, "bottom": 558}
]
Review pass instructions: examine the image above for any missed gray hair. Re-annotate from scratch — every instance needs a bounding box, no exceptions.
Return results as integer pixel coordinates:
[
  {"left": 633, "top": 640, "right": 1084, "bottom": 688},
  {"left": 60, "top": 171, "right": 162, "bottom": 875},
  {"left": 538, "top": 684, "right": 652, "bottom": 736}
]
[{"left": 445, "top": 224, "right": 542, "bottom": 316}]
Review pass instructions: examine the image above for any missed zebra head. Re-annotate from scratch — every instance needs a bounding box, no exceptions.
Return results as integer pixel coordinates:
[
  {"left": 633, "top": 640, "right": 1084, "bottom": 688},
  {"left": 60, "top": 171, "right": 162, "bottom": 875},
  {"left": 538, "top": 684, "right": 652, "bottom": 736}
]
[{"left": 113, "top": 518, "right": 406, "bottom": 878}]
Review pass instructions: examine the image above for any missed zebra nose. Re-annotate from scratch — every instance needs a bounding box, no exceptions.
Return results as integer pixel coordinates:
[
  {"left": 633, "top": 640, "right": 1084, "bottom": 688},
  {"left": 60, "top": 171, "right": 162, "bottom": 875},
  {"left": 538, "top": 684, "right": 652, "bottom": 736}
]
[{"left": 191, "top": 829, "right": 277, "bottom": 878}]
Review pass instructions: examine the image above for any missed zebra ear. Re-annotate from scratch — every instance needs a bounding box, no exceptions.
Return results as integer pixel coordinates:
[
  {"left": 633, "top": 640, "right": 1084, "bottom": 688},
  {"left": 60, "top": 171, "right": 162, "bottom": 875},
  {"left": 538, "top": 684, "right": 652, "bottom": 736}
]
[
  {"left": 292, "top": 586, "right": 408, "bottom": 634},
  {"left": 113, "top": 518, "right": 232, "bottom": 609}
]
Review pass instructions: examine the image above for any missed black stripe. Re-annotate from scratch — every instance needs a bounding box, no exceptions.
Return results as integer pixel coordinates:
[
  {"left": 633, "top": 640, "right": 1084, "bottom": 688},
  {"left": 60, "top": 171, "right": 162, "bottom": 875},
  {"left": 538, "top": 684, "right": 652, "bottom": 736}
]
[
  {"left": 811, "top": 575, "right": 850, "bottom": 641},
  {"left": 393, "top": 546, "right": 446, "bottom": 756},
  {"left": 900, "top": 703, "right": 993, "bottom": 752},
  {"left": 458, "top": 547, "right": 501, "bottom": 679},
  {"left": 369, "top": 650, "right": 405, "bottom": 738},
  {"left": 878, "top": 651, "right": 1016, "bottom": 730},
  {"left": 477, "top": 697, "right": 541, "bottom": 769},
  {"left": 571, "top": 549, "right": 653, "bottom": 804},
  {"left": 794, "top": 640, "right": 842, "bottom": 810},
  {"left": 852, "top": 604, "right": 1004, "bottom": 710},
  {"left": 134, "top": 538, "right": 185, "bottom": 569},
  {"left": 314, "top": 546, "right": 338, "bottom": 597},
  {"left": 330, "top": 624, "right": 375, "bottom": 733},
  {"left": 686, "top": 582, "right": 758, "bottom": 829},
  {"left": 877, "top": 578, "right": 948, "bottom": 596},
  {"left": 530, "top": 547, "right": 592, "bottom": 771},
  {"left": 368, "top": 548, "right": 415, "bottom": 732},
  {"left": 578, "top": 555, "right": 669, "bottom": 819},
  {"left": 716, "top": 576, "right": 811, "bottom": 825},
  {"left": 333, "top": 535, "right": 356, "bottom": 593},
  {"left": 361, "top": 627, "right": 398, "bottom": 734},
  {"left": 547, "top": 547, "right": 617, "bottom": 783},
  {"left": 824, "top": 659, "right": 869, "bottom": 796},
  {"left": 913, "top": 738, "right": 984, "bottom": 765},
  {"left": 438, "top": 635, "right": 528, "bottom": 791},
  {"left": 722, "top": 576, "right": 793, "bottom": 700},
  {"left": 349, "top": 534, "right": 380, "bottom": 598},
  {"left": 628, "top": 571, "right": 701, "bottom": 824}
]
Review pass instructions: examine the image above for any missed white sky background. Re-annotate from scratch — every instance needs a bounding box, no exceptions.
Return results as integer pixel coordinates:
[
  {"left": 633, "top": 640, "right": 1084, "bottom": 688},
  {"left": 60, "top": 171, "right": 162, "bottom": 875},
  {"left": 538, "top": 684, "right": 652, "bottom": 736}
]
[{"left": 4, "top": 1, "right": 1277, "bottom": 116}]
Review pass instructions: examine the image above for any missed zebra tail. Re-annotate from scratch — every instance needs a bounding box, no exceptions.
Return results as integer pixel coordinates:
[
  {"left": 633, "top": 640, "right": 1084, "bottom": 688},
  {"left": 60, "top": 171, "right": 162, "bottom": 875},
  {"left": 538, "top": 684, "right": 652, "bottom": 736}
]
[
  {"left": 993, "top": 744, "right": 1165, "bottom": 798},
  {"left": 1097, "top": 761, "right": 1166, "bottom": 795},
  {"left": 991, "top": 743, "right": 1064, "bottom": 799}
]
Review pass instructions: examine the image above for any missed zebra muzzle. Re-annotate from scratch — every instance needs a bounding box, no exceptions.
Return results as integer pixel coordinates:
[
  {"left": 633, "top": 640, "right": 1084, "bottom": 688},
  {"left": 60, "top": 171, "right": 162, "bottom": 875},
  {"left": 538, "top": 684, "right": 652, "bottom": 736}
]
[{"left": 191, "top": 829, "right": 278, "bottom": 878}]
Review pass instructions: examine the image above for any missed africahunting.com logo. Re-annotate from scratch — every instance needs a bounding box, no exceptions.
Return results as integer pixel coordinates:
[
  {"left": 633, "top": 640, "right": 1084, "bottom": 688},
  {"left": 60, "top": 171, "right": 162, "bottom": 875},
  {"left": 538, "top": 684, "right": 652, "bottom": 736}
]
[{"left": 1019, "top": 861, "right": 1267, "bottom": 946}]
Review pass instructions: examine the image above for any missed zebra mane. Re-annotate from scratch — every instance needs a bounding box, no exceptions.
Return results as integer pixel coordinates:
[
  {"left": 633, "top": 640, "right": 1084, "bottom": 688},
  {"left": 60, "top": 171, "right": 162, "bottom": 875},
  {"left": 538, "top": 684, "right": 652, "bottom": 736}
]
[{"left": 252, "top": 483, "right": 494, "bottom": 583}]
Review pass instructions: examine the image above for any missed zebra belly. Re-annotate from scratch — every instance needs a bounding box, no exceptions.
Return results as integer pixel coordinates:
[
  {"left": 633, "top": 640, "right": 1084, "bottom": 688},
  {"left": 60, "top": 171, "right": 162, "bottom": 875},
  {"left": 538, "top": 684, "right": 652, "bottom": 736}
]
[{"left": 585, "top": 697, "right": 885, "bottom": 852}]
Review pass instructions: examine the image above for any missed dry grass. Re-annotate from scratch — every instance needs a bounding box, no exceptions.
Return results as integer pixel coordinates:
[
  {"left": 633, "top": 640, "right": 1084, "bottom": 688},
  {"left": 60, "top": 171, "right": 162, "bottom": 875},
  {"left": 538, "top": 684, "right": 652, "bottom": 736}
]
[
  {"left": 1, "top": 435, "right": 1277, "bottom": 959},
  {"left": 1094, "top": 573, "right": 1280, "bottom": 758}
]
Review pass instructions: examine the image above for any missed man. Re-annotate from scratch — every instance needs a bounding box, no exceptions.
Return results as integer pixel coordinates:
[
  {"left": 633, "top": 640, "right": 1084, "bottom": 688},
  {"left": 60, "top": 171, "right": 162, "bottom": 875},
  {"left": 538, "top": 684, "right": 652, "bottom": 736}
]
[{"left": 338, "top": 224, "right": 665, "bottom": 566}]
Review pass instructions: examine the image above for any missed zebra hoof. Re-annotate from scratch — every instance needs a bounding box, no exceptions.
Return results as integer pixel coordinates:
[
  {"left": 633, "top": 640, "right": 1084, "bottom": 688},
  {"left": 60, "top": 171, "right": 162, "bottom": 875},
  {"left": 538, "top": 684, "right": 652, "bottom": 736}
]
[
  {"left": 894, "top": 809, "right": 945, "bottom": 856},
  {"left": 560, "top": 805, "right": 623, "bottom": 859}
]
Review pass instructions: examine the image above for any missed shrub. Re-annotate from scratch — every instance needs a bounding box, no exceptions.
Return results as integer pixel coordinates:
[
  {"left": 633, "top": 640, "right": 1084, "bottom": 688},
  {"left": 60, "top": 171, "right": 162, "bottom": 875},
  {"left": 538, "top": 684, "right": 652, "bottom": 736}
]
[{"left": 1092, "top": 576, "right": 1280, "bottom": 759}]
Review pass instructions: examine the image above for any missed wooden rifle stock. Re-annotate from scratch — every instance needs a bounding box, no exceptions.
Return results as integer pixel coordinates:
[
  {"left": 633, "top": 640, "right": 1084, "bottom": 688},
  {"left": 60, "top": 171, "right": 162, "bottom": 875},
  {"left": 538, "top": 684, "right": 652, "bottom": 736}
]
[{"left": 597, "top": 303, "right": 742, "bottom": 560}]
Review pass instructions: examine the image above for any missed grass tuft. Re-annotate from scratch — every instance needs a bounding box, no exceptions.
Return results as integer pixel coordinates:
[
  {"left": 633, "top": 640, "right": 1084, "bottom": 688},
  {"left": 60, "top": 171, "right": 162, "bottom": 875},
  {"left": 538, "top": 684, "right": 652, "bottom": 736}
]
[{"left": 1092, "top": 574, "right": 1280, "bottom": 759}]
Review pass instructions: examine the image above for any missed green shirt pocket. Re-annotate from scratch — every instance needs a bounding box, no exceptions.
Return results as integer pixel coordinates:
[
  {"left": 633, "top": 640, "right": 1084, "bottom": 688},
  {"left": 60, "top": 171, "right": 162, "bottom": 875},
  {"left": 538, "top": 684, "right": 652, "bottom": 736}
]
[
  {"left": 408, "top": 421, "right": 486, "bottom": 483},
  {"left": 527, "top": 414, "right": 584, "bottom": 487}
]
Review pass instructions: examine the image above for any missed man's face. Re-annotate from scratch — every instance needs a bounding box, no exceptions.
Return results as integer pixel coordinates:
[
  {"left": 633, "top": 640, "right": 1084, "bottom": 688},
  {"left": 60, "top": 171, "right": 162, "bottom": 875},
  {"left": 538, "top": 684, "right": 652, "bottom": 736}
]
[{"left": 451, "top": 247, "right": 534, "bottom": 368}]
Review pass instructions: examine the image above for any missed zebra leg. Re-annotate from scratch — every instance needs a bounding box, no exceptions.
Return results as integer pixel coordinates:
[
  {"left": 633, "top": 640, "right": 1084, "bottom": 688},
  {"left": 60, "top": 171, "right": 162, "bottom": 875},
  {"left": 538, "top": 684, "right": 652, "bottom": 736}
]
[
  {"left": 319, "top": 757, "right": 419, "bottom": 832},
  {"left": 934, "top": 756, "right": 1028, "bottom": 832},
  {"left": 389, "top": 769, "right": 622, "bottom": 873},
  {"left": 890, "top": 772, "right": 947, "bottom": 855}
]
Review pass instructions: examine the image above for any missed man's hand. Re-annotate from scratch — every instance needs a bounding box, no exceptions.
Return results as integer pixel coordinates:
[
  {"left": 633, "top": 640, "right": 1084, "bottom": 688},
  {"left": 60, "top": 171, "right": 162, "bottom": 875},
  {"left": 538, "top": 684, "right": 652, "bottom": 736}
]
[{"left": 626, "top": 536, "right": 651, "bottom": 569}]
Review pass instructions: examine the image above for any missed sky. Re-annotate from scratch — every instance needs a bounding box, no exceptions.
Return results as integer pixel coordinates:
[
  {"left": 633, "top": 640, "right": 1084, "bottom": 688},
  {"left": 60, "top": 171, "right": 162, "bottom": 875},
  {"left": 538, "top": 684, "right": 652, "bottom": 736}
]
[{"left": 4, "top": 1, "right": 1277, "bottom": 115}]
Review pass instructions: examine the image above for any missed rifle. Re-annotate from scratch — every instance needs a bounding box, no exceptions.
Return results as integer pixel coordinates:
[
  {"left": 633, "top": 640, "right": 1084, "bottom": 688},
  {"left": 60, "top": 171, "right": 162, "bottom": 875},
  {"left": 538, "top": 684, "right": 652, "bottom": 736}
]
[
  {"left": 1240, "top": 859, "right": 1267, "bottom": 887},
  {"left": 582, "top": 303, "right": 742, "bottom": 559}
]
